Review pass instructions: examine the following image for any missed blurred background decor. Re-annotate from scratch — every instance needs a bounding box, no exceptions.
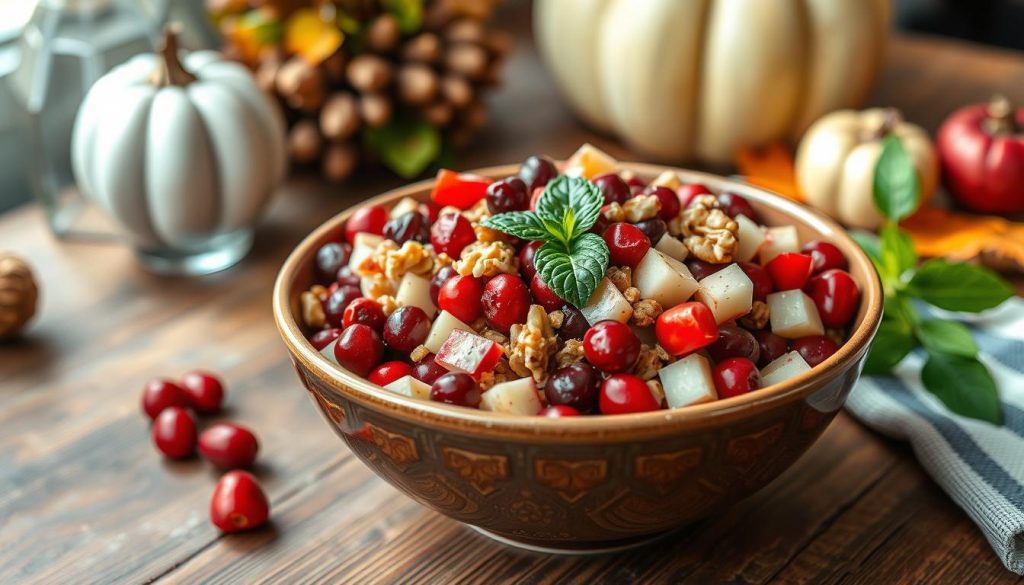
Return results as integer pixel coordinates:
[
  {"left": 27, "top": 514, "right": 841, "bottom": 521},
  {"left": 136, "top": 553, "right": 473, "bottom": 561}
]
[{"left": 0, "top": 252, "right": 38, "bottom": 338}]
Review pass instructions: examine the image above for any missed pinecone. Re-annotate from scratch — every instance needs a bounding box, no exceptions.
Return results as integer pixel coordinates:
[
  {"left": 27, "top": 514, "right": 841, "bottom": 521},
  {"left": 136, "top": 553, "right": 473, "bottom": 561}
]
[{"left": 0, "top": 252, "right": 38, "bottom": 338}]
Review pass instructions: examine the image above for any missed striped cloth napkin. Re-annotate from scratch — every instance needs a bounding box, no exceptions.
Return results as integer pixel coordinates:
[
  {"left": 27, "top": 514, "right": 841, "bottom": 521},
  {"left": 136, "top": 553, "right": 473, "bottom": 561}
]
[{"left": 846, "top": 297, "right": 1024, "bottom": 575}]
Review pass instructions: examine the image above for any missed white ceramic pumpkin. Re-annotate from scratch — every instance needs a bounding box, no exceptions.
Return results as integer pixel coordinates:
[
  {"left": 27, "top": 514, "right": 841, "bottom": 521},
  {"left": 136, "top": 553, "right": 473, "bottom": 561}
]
[
  {"left": 534, "top": 0, "right": 890, "bottom": 164},
  {"left": 72, "top": 28, "right": 286, "bottom": 252}
]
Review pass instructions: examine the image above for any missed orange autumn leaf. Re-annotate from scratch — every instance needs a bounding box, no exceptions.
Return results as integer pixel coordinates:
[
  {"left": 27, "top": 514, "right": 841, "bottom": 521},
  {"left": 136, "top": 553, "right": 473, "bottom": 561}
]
[
  {"left": 285, "top": 8, "right": 343, "bottom": 65},
  {"left": 735, "top": 144, "right": 804, "bottom": 203}
]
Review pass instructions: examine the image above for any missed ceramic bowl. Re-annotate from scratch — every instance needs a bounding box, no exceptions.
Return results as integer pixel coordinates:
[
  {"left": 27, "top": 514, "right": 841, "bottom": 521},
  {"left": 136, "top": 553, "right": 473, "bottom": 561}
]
[{"left": 273, "top": 163, "right": 883, "bottom": 553}]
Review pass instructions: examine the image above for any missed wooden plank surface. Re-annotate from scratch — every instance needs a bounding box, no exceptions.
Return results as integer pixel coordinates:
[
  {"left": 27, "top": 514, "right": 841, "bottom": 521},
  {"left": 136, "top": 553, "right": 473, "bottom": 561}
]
[{"left": 2, "top": 4, "right": 1023, "bottom": 583}]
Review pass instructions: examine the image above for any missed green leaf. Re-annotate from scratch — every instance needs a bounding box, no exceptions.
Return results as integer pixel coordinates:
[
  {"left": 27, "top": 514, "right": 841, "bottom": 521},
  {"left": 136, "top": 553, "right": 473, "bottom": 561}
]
[
  {"left": 850, "top": 231, "right": 886, "bottom": 278},
  {"left": 535, "top": 176, "right": 603, "bottom": 239},
  {"left": 883, "top": 291, "right": 918, "bottom": 327},
  {"left": 382, "top": 0, "right": 423, "bottom": 32},
  {"left": 534, "top": 233, "right": 609, "bottom": 308},
  {"left": 914, "top": 319, "right": 978, "bottom": 358},
  {"left": 880, "top": 224, "right": 917, "bottom": 282},
  {"left": 873, "top": 134, "right": 920, "bottom": 222},
  {"left": 920, "top": 351, "right": 1002, "bottom": 425},
  {"left": 363, "top": 116, "right": 440, "bottom": 179},
  {"left": 481, "top": 212, "right": 550, "bottom": 241},
  {"left": 863, "top": 319, "right": 916, "bottom": 375},
  {"left": 907, "top": 259, "right": 1014, "bottom": 312}
]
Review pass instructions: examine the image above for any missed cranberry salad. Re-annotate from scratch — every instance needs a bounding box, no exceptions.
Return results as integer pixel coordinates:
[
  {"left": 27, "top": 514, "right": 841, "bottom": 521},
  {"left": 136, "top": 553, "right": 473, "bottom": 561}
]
[{"left": 300, "top": 144, "right": 861, "bottom": 417}]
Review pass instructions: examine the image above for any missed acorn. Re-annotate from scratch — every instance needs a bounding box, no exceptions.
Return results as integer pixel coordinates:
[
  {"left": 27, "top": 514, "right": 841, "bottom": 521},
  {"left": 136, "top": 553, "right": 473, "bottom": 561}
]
[{"left": 0, "top": 252, "right": 38, "bottom": 339}]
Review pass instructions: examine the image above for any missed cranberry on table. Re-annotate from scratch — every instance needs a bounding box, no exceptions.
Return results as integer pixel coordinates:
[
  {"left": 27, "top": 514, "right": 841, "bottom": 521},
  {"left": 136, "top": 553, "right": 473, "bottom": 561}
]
[
  {"left": 412, "top": 354, "right": 448, "bottom": 384},
  {"left": 685, "top": 258, "right": 726, "bottom": 281},
  {"left": 557, "top": 305, "right": 590, "bottom": 340},
  {"left": 438, "top": 275, "right": 485, "bottom": 323},
  {"left": 210, "top": 470, "right": 269, "bottom": 533},
  {"left": 486, "top": 176, "right": 530, "bottom": 214},
  {"left": 707, "top": 324, "right": 760, "bottom": 364},
  {"left": 368, "top": 360, "right": 414, "bottom": 386},
  {"left": 430, "top": 265, "right": 459, "bottom": 305},
  {"left": 593, "top": 173, "right": 631, "bottom": 205},
  {"left": 323, "top": 285, "right": 362, "bottom": 328},
  {"left": 753, "top": 330, "right": 789, "bottom": 367},
  {"left": 335, "top": 266, "right": 361, "bottom": 288},
  {"left": 315, "top": 242, "right": 351, "bottom": 283},
  {"left": 519, "top": 240, "right": 543, "bottom": 281},
  {"left": 343, "top": 297, "right": 387, "bottom": 331},
  {"left": 334, "top": 324, "right": 385, "bottom": 376},
  {"left": 429, "top": 372, "right": 482, "bottom": 408},
  {"left": 383, "top": 306, "right": 431, "bottom": 352},
  {"left": 644, "top": 186, "right": 681, "bottom": 220},
  {"left": 181, "top": 370, "right": 225, "bottom": 414},
  {"left": 309, "top": 328, "right": 342, "bottom": 350},
  {"left": 792, "top": 335, "right": 841, "bottom": 367},
  {"left": 767, "top": 252, "right": 814, "bottom": 291},
  {"left": 603, "top": 223, "right": 651, "bottom": 267},
  {"left": 540, "top": 405, "right": 581, "bottom": 417},
  {"left": 152, "top": 407, "right": 197, "bottom": 459},
  {"left": 656, "top": 302, "right": 719, "bottom": 356},
  {"left": 546, "top": 363, "right": 601, "bottom": 412},
  {"left": 738, "top": 262, "right": 773, "bottom": 302},
  {"left": 801, "top": 240, "right": 848, "bottom": 274},
  {"left": 713, "top": 358, "right": 762, "bottom": 399},
  {"left": 530, "top": 274, "right": 565, "bottom": 312},
  {"left": 383, "top": 211, "right": 430, "bottom": 244},
  {"left": 600, "top": 374, "right": 661, "bottom": 415},
  {"left": 198, "top": 423, "right": 259, "bottom": 469},
  {"left": 806, "top": 269, "right": 860, "bottom": 328},
  {"left": 583, "top": 320, "right": 640, "bottom": 373},
  {"left": 481, "top": 274, "right": 532, "bottom": 332},
  {"left": 344, "top": 205, "right": 388, "bottom": 244},
  {"left": 430, "top": 213, "right": 476, "bottom": 257},
  {"left": 678, "top": 183, "right": 712, "bottom": 208},
  {"left": 141, "top": 378, "right": 190, "bottom": 420},
  {"left": 717, "top": 192, "right": 759, "bottom": 222},
  {"left": 518, "top": 155, "right": 559, "bottom": 191},
  {"left": 633, "top": 218, "right": 667, "bottom": 245}
]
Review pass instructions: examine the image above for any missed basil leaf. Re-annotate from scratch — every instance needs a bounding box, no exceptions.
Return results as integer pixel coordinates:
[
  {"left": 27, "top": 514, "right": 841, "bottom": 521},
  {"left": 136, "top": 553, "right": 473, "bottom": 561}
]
[
  {"left": 914, "top": 319, "right": 978, "bottom": 358},
  {"left": 850, "top": 231, "right": 886, "bottom": 278},
  {"left": 907, "top": 259, "right": 1013, "bottom": 312},
  {"left": 873, "top": 134, "right": 920, "bottom": 222},
  {"left": 534, "top": 233, "right": 609, "bottom": 308},
  {"left": 535, "top": 176, "right": 603, "bottom": 238},
  {"left": 363, "top": 116, "right": 440, "bottom": 179},
  {"left": 481, "top": 212, "right": 550, "bottom": 241},
  {"left": 863, "top": 319, "right": 915, "bottom": 375},
  {"left": 920, "top": 351, "right": 1002, "bottom": 425},
  {"left": 880, "top": 224, "right": 917, "bottom": 282},
  {"left": 883, "top": 292, "right": 917, "bottom": 327}
]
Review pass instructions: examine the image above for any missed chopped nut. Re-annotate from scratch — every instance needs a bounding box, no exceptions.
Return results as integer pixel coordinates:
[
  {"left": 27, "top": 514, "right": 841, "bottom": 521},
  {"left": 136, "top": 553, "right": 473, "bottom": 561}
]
[
  {"left": 481, "top": 328, "right": 510, "bottom": 350},
  {"left": 739, "top": 300, "right": 770, "bottom": 330},
  {"left": 602, "top": 202, "right": 626, "bottom": 223},
  {"left": 454, "top": 240, "right": 519, "bottom": 278},
  {"left": 376, "top": 295, "right": 400, "bottom": 316},
  {"left": 376, "top": 240, "right": 433, "bottom": 281},
  {"left": 606, "top": 266, "right": 632, "bottom": 292},
  {"left": 507, "top": 305, "right": 557, "bottom": 386},
  {"left": 310, "top": 284, "right": 328, "bottom": 301},
  {"left": 631, "top": 298, "right": 663, "bottom": 327},
  {"left": 474, "top": 224, "right": 505, "bottom": 242},
  {"left": 671, "top": 194, "right": 738, "bottom": 263},
  {"left": 470, "top": 317, "right": 488, "bottom": 332},
  {"left": 433, "top": 251, "right": 455, "bottom": 271},
  {"left": 462, "top": 198, "right": 491, "bottom": 223},
  {"left": 632, "top": 344, "right": 673, "bottom": 380},
  {"left": 364, "top": 273, "right": 395, "bottom": 299},
  {"left": 622, "top": 194, "right": 661, "bottom": 222},
  {"left": 555, "top": 339, "right": 585, "bottom": 368},
  {"left": 479, "top": 358, "right": 520, "bottom": 391},
  {"left": 647, "top": 379, "right": 665, "bottom": 405},
  {"left": 548, "top": 310, "right": 565, "bottom": 329},
  {"left": 623, "top": 287, "right": 641, "bottom": 304},
  {"left": 650, "top": 170, "right": 681, "bottom": 190},
  {"left": 301, "top": 290, "right": 326, "bottom": 328},
  {"left": 410, "top": 344, "right": 430, "bottom": 362},
  {"left": 356, "top": 239, "right": 395, "bottom": 275}
]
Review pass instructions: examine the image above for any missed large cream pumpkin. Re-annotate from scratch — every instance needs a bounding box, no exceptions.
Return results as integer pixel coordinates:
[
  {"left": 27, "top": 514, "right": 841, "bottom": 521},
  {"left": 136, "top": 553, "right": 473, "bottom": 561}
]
[{"left": 534, "top": 0, "right": 891, "bottom": 164}]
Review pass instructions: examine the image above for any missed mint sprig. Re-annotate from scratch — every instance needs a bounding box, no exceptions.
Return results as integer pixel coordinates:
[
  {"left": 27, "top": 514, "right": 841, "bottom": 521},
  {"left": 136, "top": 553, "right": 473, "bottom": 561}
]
[
  {"left": 860, "top": 135, "right": 1013, "bottom": 425},
  {"left": 482, "top": 175, "right": 608, "bottom": 307}
]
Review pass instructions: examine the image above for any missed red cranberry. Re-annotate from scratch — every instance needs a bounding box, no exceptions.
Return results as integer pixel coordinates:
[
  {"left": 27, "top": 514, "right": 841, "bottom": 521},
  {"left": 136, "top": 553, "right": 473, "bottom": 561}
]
[
  {"left": 717, "top": 192, "right": 759, "bottom": 222},
  {"left": 753, "top": 330, "right": 789, "bottom": 367},
  {"left": 644, "top": 186, "right": 681, "bottom": 220},
  {"left": 655, "top": 302, "right": 719, "bottom": 356},
  {"left": 583, "top": 320, "right": 640, "bottom": 373},
  {"left": 152, "top": 407, "right": 197, "bottom": 459},
  {"left": 685, "top": 259, "right": 726, "bottom": 281},
  {"left": 519, "top": 155, "right": 559, "bottom": 191},
  {"left": 593, "top": 173, "right": 631, "bottom": 204},
  {"left": 713, "top": 358, "right": 762, "bottom": 399},
  {"left": 558, "top": 305, "right": 590, "bottom": 340},
  {"left": 806, "top": 269, "right": 860, "bottom": 328},
  {"left": 679, "top": 183, "right": 712, "bottom": 208},
  {"left": 334, "top": 324, "right": 385, "bottom": 376},
  {"left": 625, "top": 175, "right": 646, "bottom": 190},
  {"left": 707, "top": 325, "right": 760, "bottom": 364},
  {"left": 383, "top": 306, "right": 431, "bottom": 352},
  {"left": 345, "top": 205, "right": 388, "bottom": 244},
  {"left": 343, "top": 297, "right": 386, "bottom": 331},
  {"left": 309, "top": 328, "right": 342, "bottom": 350},
  {"left": 368, "top": 360, "right": 414, "bottom": 386},
  {"left": 792, "top": 335, "right": 840, "bottom": 367},
  {"left": 590, "top": 214, "right": 610, "bottom": 236},
  {"left": 481, "top": 274, "right": 531, "bottom": 332},
  {"left": 801, "top": 240, "right": 848, "bottom": 274},
  {"left": 603, "top": 223, "right": 651, "bottom": 267},
  {"left": 210, "top": 470, "right": 269, "bottom": 533},
  {"left": 335, "top": 266, "right": 361, "bottom": 288},
  {"left": 767, "top": 253, "right": 815, "bottom": 291},
  {"left": 315, "top": 242, "right": 351, "bottom": 283},
  {"left": 181, "top": 371, "right": 225, "bottom": 414},
  {"left": 323, "top": 285, "right": 362, "bottom": 328},
  {"left": 530, "top": 274, "right": 565, "bottom": 312},
  {"left": 412, "top": 354, "right": 448, "bottom": 384},
  {"left": 633, "top": 218, "right": 667, "bottom": 245},
  {"left": 430, "top": 265, "right": 459, "bottom": 305},
  {"left": 438, "top": 275, "right": 484, "bottom": 323},
  {"left": 529, "top": 186, "right": 544, "bottom": 211},
  {"left": 383, "top": 211, "right": 430, "bottom": 244},
  {"left": 199, "top": 423, "right": 259, "bottom": 469},
  {"left": 540, "top": 405, "right": 581, "bottom": 417},
  {"left": 519, "top": 241, "right": 543, "bottom": 281},
  {"left": 141, "top": 378, "right": 189, "bottom": 420},
  {"left": 738, "top": 262, "right": 773, "bottom": 302},
  {"left": 486, "top": 176, "right": 530, "bottom": 214},
  {"left": 546, "top": 363, "right": 600, "bottom": 412},
  {"left": 429, "top": 372, "right": 481, "bottom": 407},
  {"left": 420, "top": 201, "right": 440, "bottom": 223},
  {"left": 600, "top": 374, "right": 661, "bottom": 414},
  {"left": 430, "top": 213, "right": 476, "bottom": 257}
]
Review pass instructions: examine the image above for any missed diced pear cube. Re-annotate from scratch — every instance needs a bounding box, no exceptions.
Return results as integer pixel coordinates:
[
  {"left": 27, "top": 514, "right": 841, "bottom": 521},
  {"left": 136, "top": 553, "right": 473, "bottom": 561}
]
[
  {"left": 390, "top": 196, "right": 420, "bottom": 218},
  {"left": 320, "top": 338, "right": 339, "bottom": 365},
  {"left": 734, "top": 215, "right": 766, "bottom": 263},
  {"left": 384, "top": 375, "right": 431, "bottom": 399},
  {"left": 395, "top": 273, "right": 436, "bottom": 319},
  {"left": 349, "top": 232, "right": 383, "bottom": 274},
  {"left": 694, "top": 263, "right": 753, "bottom": 324},
  {"left": 480, "top": 378, "right": 543, "bottom": 416},
  {"left": 655, "top": 234, "right": 688, "bottom": 262},
  {"left": 435, "top": 329, "right": 502, "bottom": 378},
  {"left": 759, "top": 226, "right": 799, "bottom": 264},
  {"left": 761, "top": 351, "right": 812, "bottom": 386},
  {"left": 563, "top": 143, "right": 617, "bottom": 179},
  {"left": 633, "top": 249, "right": 700, "bottom": 309},
  {"left": 658, "top": 353, "right": 718, "bottom": 409},
  {"left": 650, "top": 170, "right": 681, "bottom": 190},
  {"left": 767, "top": 290, "right": 824, "bottom": 338},
  {"left": 424, "top": 310, "right": 473, "bottom": 353},
  {"left": 581, "top": 277, "right": 632, "bottom": 324}
]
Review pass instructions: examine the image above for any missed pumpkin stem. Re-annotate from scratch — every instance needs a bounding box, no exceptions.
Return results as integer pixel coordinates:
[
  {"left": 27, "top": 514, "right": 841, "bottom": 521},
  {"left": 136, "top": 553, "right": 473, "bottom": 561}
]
[
  {"left": 870, "top": 108, "right": 903, "bottom": 140},
  {"left": 983, "top": 94, "right": 1016, "bottom": 135},
  {"left": 150, "top": 24, "right": 197, "bottom": 87}
]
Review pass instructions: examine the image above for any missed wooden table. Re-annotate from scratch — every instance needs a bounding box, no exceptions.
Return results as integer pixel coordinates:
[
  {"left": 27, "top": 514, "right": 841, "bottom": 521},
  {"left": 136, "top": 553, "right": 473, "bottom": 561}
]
[{"left": 3, "top": 6, "right": 1023, "bottom": 583}]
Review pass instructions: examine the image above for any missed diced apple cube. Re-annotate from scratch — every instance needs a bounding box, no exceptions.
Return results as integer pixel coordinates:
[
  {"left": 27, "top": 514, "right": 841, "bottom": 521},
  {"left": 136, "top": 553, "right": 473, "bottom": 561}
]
[
  {"left": 694, "top": 263, "right": 753, "bottom": 324},
  {"left": 655, "top": 234, "right": 688, "bottom": 262},
  {"left": 563, "top": 143, "right": 617, "bottom": 179},
  {"left": 320, "top": 338, "right": 339, "bottom": 365},
  {"left": 384, "top": 375, "right": 431, "bottom": 399},
  {"left": 349, "top": 232, "right": 383, "bottom": 274},
  {"left": 389, "top": 196, "right": 420, "bottom": 218},
  {"left": 581, "top": 277, "right": 632, "bottom": 324},
  {"left": 658, "top": 353, "right": 718, "bottom": 409},
  {"left": 760, "top": 351, "right": 812, "bottom": 386},
  {"left": 435, "top": 329, "right": 503, "bottom": 378},
  {"left": 480, "top": 378, "right": 543, "bottom": 416},
  {"left": 734, "top": 214, "right": 766, "bottom": 263},
  {"left": 424, "top": 310, "right": 473, "bottom": 353},
  {"left": 759, "top": 226, "right": 799, "bottom": 264},
  {"left": 766, "top": 290, "right": 824, "bottom": 338},
  {"left": 395, "top": 273, "right": 436, "bottom": 318},
  {"left": 633, "top": 249, "right": 700, "bottom": 309},
  {"left": 650, "top": 170, "right": 681, "bottom": 190}
]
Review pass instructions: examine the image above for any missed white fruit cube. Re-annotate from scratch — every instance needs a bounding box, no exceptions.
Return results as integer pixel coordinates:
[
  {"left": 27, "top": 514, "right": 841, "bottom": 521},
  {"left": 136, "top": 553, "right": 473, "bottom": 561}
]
[
  {"left": 390, "top": 196, "right": 420, "bottom": 218},
  {"left": 395, "top": 273, "right": 436, "bottom": 318},
  {"left": 767, "top": 290, "right": 824, "bottom": 338},
  {"left": 655, "top": 234, "right": 688, "bottom": 262},
  {"left": 734, "top": 215, "right": 766, "bottom": 263},
  {"left": 563, "top": 143, "right": 617, "bottom": 179},
  {"left": 480, "top": 378, "right": 543, "bottom": 416},
  {"left": 435, "top": 329, "right": 503, "bottom": 377},
  {"left": 659, "top": 353, "right": 718, "bottom": 409},
  {"left": 424, "top": 310, "right": 473, "bottom": 353},
  {"left": 759, "top": 226, "right": 799, "bottom": 264},
  {"left": 694, "top": 263, "right": 753, "bottom": 324},
  {"left": 384, "top": 375, "right": 431, "bottom": 399},
  {"left": 349, "top": 232, "right": 383, "bottom": 274},
  {"left": 633, "top": 249, "right": 700, "bottom": 309},
  {"left": 581, "top": 277, "right": 632, "bottom": 324},
  {"left": 650, "top": 170, "right": 681, "bottom": 190},
  {"left": 761, "top": 351, "right": 812, "bottom": 386},
  {"left": 320, "top": 339, "right": 339, "bottom": 365}
]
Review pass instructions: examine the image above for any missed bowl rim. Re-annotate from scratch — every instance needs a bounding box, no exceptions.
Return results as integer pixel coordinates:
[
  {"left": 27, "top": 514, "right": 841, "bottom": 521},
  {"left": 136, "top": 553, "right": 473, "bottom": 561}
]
[{"left": 273, "top": 162, "right": 883, "bottom": 441}]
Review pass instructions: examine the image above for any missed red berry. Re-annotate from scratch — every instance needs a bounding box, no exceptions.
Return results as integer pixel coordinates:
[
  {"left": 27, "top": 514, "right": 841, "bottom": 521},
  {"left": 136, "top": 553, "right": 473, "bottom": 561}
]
[
  {"left": 519, "top": 155, "right": 559, "bottom": 191},
  {"left": 343, "top": 297, "right": 386, "bottom": 331},
  {"left": 717, "top": 192, "right": 759, "bottom": 222},
  {"left": 529, "top": 186, "right": 544, "bottom": 211},
  {"left": 625, "top": 175, "right": 646, "bottom": 190},
  {"left": 383, "top": 306, "right": 431, "bottom": 352},
  {"left": 141, "top": 378, "right": 190, "bottom": 420},
  {"left": 600, "top": 374, "right": 661, "bottom": 414},
  {"left": 806, "top": 269, "right": 860, "bottom": 328},
  {"left": 152, "top": 407, "right": 197, "bottom": 459},
  {"left": 430, "top": 265, "right": 458, "bottom": 305},
  {"left": 801, "top": 240, "right": 848, "bottom": 274},
  {"left": 685, "top": 258, "right": 726, "bottom": 281},
  {"left": 323, "top": 285, "right": 362, "bottom": 328},
  {"left": 412, "top": 354, "right": 448, "bottom": 384},
  {"left": 558, "top": 304, "right": 590, "bottom": 340},
  {"left": 481, "top": 274, "right": 531, "bottom": 332},
  {"left": 707, "top": 324, "right": 760, "bottom": 363},
  {"left": 486, "top": 176, "right": 530, "bottom": 214},
  {"left": 530, "top": 274, "right": 565, "bottom": 311},
  {"left": 738, "top": 262, "right": 773, "bottom": 302},
  {"left": 335, "top": 266, "right": 361, "bottom": 288},
  {"left": 644, "top": 186, "right": 681, "bottom": 220},
  {"left": 345, "top": 205, "right": 388, "bottom": 244},
  {"left": 368, "top": 361, "right": 414, "bottom": 386},
  {"left": 593, "top": 173, "right": 631, "bottom": 205},
  {"left": 383, "top": 211, "right": 430, "bottom": 244},
  {"left": 420, "top": 201, "right": 440, "bottom": 223},
  {"left": 519, "top": 241, "right": 543, "bottom": 281},
  {"left": 545, "top": 363, "right": 600, "bottom": 412},
  {"left": 181, "top": 371, "right": 225, "bottom": 414},
  {"left": 590, "top": 214, "right": 610, "bottom": 236},
  {"left": 539, "top": 405, "right": 581, "bottom": 417},
  {"left": 792, "top": 335, "right": 840, "bottom": 367},
  {"left": 679, "top": 183, "right": 711, "bottom": 208},
  {"left": 334, "top": 324, "right": 385, "bottom": 376},
  {"left": 438, "top": 275, "right": 485, "bottom": 323},
  {"left": 430, "top": 169, "right": 491, "bottom": 209},
  {"left": 603, "top": 223, "right": 651, "bottom": 267},
  {"left": 315, "top": 242, "right": 351, "bottom": 283},
  {"left": 753, "top": 330, "right": 789, "bottom": 367},
  {"left": 309, "top": 328, "right": 342, "bottom": 350},
  {"left": 767, "top": 253, "right": 814, "bottom": 291},
  {"left": 656, "top": 302, "right": 719, "bottom": 356},
  {"left": 429, "top": 372, "right": 481, "bottom": 407},
  {"left": 713, "top": 358, "right": 762, "bottom": 399},
  {"left": 633, "top": 218, "right": 667, "bottom": 245},
  {"left": 210, "top": 470, "right": 269, "bottom": 533},
  {"left": 583, "top": 320, "right": 640, "bottom": 373},
  {"left": 199, "top": 423, "right": 259, "bottom": 469},
  {"left": 430, "top": 213, "right": 476, "bottom": 257}
]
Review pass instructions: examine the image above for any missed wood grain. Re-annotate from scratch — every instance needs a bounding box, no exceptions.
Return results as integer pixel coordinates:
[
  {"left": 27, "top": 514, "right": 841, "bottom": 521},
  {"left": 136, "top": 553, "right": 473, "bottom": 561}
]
[{"left": 1, "top": 2, "right": 1023, "bottom": 582}]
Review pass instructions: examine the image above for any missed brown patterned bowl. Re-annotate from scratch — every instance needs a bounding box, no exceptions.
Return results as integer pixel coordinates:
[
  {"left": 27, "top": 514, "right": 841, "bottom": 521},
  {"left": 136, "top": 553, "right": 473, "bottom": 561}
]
[{"left": 273, "top": 163, "right": 883, "bottom": 553}]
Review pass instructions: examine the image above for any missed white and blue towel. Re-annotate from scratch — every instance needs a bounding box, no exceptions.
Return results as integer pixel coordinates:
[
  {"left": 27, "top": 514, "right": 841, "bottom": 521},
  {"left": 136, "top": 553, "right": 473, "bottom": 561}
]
[{"left": 846, "top": 298, "right": 1024, "bottom": 575}]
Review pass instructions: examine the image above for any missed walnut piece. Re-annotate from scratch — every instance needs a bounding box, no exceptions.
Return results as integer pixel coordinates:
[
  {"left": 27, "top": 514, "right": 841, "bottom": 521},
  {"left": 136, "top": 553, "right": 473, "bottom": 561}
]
[
  {"left": 632, "top": 344, "right": 673, "bottom": 380},
  {"left": 602, "top": 194, "right": 662, "bottom": 223},
  {"left": 481, "top": 327, "right": 510, "bottom": 350},
  {"left": 548, "top": 310, "right": 565, "bottom": 329},
  {"left": 671, "top": 194, "right": 738, "bottom": 263},
  {"left": 555, "top": 339, "right": 585, "bottom": 368},
  {"left": 479, "top": 358, "right": 521, "bottom": 391},
  {"left": 364, "top": 273, "right": 395, "bottom": 299},
  {"left": 606, "top": 266, "right": 632, "bottom": 292},
  {"left": 462, "top": 198, "right": 491, "bottom": 223},
  {"left": 739, "top": 300, "right": 770, "bottom": 330},
  {"left": 454, "top": 240, "right": 519, "bottom": 278},
  {"left": 301, "top": 290, "right": 326, "bottom": 328},
  {"left": 647, "top": 380, "right": 665, "bottom": 406},
  {"left": 631, "top": 298, "right": 663, "bottom": 327},
  {"left": 474, "top": 224, "right": 506, "bottom": 243},
  {"left": 410, "top": 344, "right": 430, "bottom": 362},
  {"left": 623, "top": 287, "right": 641, "bottom": 304},
  {"left": 433, "top": 251, "right": 455, "bottom": 271},
  {"left": 377, "top": 240, "right": 434, "bottom": 281},
  {"left": 507, "top": 305, "right": 558, "bottom": 386},
  {"left": 376, "top": 295, "right": 400, "bottom": 316},
  {"left": 602, "top": 202, "right": 625, "bottom": 223}
]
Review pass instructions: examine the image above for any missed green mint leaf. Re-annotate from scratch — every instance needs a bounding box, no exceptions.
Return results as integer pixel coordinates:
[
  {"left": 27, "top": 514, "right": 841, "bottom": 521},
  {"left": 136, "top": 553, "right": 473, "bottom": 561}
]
[
  {"left": 850, "top": 231, "right": 886, "bottom": 278},
  {"left": 863, "top": 319, "right": 916, "bottom": 375},
  {"left": 363, "top": 115, "right": 440, "bottom": 179},
  {"left": 535, "top": 176, "right": 603, "bottom": 239},
  {"left": 534, "top": 233, "right": 609, "bottom": 308},
  {"left": 481, "top": 212, "right": 551, "bottom": 241},
  {"left": 873, "top": 134, "right": 920, "bottom": 222},
  {"left": 914, "top": 319, "right": 978, "bottom": 358},
  {"left": 907, "top": 259, "right": 1013, "bottom": 312},
  {"left": 880, "top": 224, "right": 917, "bottom": 282},
  {"left": 920, "top": 351, "right": 1002, "bottom": 425}
]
